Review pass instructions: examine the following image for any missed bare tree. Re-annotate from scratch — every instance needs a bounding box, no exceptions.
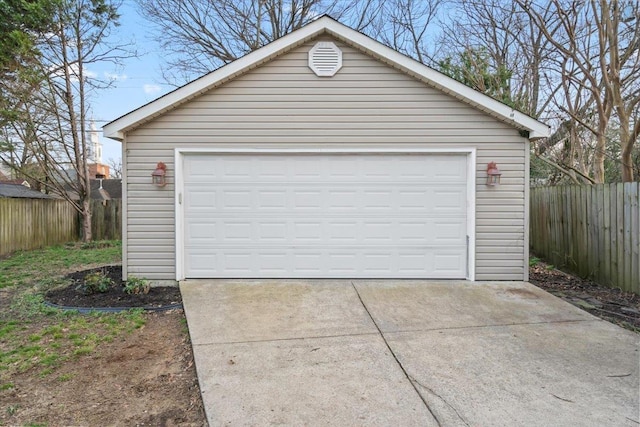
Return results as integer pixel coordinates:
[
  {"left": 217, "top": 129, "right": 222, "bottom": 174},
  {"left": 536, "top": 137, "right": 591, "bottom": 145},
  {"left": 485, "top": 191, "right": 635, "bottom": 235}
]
[
  {"left": 107, "top": 157, "right": 122, "bottom": 179},
  {"left": 0, "top": 0, "right": 133, "bottom": 241},
  {"left": 518, "top": 0, "right": 640, "bottom": 182},
  {"left": 440, "top": 0, "right": 639, "bottom": 183},
  {"left": 138, "top": 0, "right": 344, "bottom": 83},
  {"left": 366, "top": 0, "right": 441, "bottom": 65},
  {"left": 438, "top": 0, "right": 557, "bottom": 118},
  {"left": 138, "top": 0, "right": 443, "bottom": 84}
]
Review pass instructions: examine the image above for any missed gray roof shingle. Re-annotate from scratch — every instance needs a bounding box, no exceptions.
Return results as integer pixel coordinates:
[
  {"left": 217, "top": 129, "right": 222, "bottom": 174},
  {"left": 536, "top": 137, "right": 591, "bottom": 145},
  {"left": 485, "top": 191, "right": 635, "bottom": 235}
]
[{"left": 0, "top": 183, "right": 58, "bottom": 199}]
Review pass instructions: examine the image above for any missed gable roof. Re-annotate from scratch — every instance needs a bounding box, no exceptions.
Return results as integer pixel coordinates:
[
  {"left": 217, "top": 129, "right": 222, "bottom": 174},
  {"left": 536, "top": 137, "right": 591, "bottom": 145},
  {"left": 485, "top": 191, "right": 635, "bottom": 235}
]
[
  {"left": 104, "top": 15, "right": 550, "bottom": 141},
  {"left": 62, "top": 179, "right": 122, "bottom": 200},
  {"left": 0, "top": 183, "right": 58, "bottom": 199}
]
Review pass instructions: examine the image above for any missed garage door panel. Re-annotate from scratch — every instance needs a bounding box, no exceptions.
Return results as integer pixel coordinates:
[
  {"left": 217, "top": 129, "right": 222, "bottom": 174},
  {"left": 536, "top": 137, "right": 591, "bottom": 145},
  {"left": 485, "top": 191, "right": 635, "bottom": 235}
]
[
  {"left": 223, "top": 221, "right": 252, "bottom": 241},
  {"left": 362, "top": 253, "right": 393, "bottom": 273},
  {"left": 186, "top": 251, "right": 219, "bottom": 276},
  {"left": 434, "top": 220, "right": 466, "bottom": 242},
  {"left": 184, "top": 177, "right": 466, "bottom": 214},
  {"left": 294, "top": 221, "right": 323, "bottom": 241},
  {"left": 259, "top": 190, "right": 288, "bottom": 209},
  {"left": 327, "top": 221, "right": 358, "bottom": 241},
  {"left": 258, "top": 222, "right": 288, "bottom": 241},
  {"left": 432, "top": 157, "right": 467, "bottom": 179},
  {"left": 293, "top": 252, "right": 323, "bottom": 273},
  {"left": 223, "top": 159, "right": 253, "bottom": 177},
  {"left": 434, "top": 252, "right": 466, "bottom": 275},
  {"left": 258, "top": 158, "right": 288, "bottom": 177},
  {"left": 293, "top": 190, "right": 323, "bottom": 209},
  {"left": 326, "top": 190, "right": 359, "bottom": 210},
  {"left": 184, "top": 187, "right": 467, "bottom": 214},
  {"left": 184, "top": 155, "right": 469, "bottom": 184},
  {"left": 183, "top": 153, "right": 468, "bottom": 278},
  {"left": 186, "top": 217, "right": 466, "bottom": 246},
  {"left": 187, "top": 222, "right": 217, "bottom": 240},
  {"left": 185, "top": 190, "right": 216, "bottom": 209},
  {"left": 185, "top": 247, "right": 467, "bottom": 278},
  {"left": 257, "top": 252, "right": 289, "bottom": 273},
  {"left": 222, "top": 252, "right": 253, "bottom": 273},
  {"left": 223, "top": 190, "right": 253, "bottom": 209}
]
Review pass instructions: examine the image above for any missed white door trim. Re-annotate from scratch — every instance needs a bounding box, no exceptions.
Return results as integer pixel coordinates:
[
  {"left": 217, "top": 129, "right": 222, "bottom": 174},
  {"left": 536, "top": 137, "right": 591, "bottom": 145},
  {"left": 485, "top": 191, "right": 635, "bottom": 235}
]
[{"left": 175, "top": 145, "right": 476, "bottom": 281}]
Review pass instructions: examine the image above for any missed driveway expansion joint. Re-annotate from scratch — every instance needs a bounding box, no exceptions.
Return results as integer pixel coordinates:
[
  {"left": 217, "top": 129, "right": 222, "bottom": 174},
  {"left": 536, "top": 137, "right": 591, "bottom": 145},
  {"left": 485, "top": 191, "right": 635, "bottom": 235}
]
[{"left": 350, "top": 281, "right": 443, "bottom": 427}]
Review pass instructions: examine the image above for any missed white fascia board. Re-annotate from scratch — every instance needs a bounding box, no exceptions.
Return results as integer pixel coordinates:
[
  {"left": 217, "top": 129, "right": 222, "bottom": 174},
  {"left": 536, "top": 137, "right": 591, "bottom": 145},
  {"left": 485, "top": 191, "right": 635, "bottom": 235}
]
[{"left": 103, "top": 16, "right": 550, "bottom": 141}]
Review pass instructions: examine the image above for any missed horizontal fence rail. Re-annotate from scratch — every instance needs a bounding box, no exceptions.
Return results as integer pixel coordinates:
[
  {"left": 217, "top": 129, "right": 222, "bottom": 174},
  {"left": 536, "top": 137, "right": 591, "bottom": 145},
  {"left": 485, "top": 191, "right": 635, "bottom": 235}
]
[
  {"left": 0, "top": 198, "right": 122, "bottom": 256},
  {"left": 530, "top": 183, "right": 640, "bottom": 294}
]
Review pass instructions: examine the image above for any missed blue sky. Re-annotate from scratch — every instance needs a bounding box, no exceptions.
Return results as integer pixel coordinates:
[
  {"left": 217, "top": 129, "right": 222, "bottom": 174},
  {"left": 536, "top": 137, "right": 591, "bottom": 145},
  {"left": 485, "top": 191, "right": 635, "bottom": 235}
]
[{"left": 91, "top": 2, "right": 173, "bottom": 163}]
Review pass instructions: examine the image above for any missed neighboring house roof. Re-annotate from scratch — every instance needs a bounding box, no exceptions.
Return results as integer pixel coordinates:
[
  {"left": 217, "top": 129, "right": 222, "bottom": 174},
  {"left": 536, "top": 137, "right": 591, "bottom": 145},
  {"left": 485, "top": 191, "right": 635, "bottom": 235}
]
[
  {"left": 0, "top": 183, "right": 57, "bottom": 199},
  {"left": 104, "top": 15, "right": 550, "bottom": 141},
  {"left": 0, "top": 171, "right": 31, "bottom": 187},
  {"left": 63, "top": 179, "right": 122, "bottom": 201},
  {"left": 92, "top": 179, "right": 122, "bottom": 200},
  {"left": 1, "top": 179, "right": 30, "bottom": 187}
]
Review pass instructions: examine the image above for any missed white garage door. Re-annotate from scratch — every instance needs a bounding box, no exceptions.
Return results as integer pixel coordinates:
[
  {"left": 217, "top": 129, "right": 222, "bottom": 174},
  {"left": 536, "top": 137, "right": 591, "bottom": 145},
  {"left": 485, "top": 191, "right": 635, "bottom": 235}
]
[{"left": 182, "top": 153, "right": 468, "bottom": 278}]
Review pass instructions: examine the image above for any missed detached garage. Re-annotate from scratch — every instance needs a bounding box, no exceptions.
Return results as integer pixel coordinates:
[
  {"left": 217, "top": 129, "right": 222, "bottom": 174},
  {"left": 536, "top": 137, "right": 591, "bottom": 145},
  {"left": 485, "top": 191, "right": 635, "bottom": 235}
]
[{"left": 104, "top": 16, "right": 549, "bottom": 284}]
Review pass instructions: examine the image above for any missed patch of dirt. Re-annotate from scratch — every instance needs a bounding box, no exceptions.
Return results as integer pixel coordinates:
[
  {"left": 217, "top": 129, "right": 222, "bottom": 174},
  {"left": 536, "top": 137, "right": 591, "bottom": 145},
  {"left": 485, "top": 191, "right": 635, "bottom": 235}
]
[
  {"left": 45, "top": 265, "right": 181, "bottom": 308},
  {"left": 529, "top": 261, "right": 640, "bottom": 332},
  {"left": 0, "top": 310, "right": 206, "bottom": 426}
]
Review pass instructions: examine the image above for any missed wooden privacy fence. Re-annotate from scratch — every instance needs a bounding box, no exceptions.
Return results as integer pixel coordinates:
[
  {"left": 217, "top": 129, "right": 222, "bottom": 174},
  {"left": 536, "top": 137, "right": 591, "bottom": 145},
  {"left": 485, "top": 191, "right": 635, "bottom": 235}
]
[
  {"left": 0, "top": 198, "right": 122, "bottom": 257},
  {"left": 0, "top": 199, "right": 78, "bottom": 256},
  {"left": 530, "top": 183, "right": 640, "bottom": 294}
]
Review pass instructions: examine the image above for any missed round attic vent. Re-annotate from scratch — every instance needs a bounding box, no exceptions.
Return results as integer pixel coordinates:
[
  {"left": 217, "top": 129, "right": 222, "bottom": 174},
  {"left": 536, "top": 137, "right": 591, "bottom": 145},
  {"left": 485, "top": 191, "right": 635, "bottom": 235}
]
[{"left": 308, "top": 42, "right": 342, "bottom": 77}]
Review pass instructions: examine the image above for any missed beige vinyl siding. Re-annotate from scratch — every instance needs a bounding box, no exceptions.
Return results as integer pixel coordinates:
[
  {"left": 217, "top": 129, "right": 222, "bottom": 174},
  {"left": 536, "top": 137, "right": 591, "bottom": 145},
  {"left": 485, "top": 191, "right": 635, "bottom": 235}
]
[{"left": 125, "top": 36, "right": 526, "bottom": 281}]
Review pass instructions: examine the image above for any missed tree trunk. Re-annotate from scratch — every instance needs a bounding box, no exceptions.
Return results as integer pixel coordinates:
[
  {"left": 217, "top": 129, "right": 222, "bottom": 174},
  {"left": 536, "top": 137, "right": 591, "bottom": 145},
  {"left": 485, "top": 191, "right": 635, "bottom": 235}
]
[
  {"left": 619, "top": 118, "right": 635, "bottom": 182},
  {"left": 593, "top": 132, "right": 607, "bottom": 183},
  {"left": 81, "top": 198, "right": 92, "bottom": 242}
]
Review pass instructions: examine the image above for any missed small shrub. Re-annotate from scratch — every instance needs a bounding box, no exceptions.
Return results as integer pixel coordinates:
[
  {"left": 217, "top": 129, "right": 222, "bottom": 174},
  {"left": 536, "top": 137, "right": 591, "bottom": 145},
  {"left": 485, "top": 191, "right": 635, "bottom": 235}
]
[
  {"left": 124, "top": 276, "right": 150, "bottom": 295},
  {"left": 78, "top": 270, "right": 113, "bottom": 295},
  {"left": 529, "top": 257, "right": 541, "bottom": 267}
]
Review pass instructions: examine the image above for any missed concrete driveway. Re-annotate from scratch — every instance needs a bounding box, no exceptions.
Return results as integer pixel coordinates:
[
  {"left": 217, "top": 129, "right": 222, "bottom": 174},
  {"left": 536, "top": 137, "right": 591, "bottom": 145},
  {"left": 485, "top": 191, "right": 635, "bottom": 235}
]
[{"left": 180, "top": 280, "right": 639, "bottom": 426}]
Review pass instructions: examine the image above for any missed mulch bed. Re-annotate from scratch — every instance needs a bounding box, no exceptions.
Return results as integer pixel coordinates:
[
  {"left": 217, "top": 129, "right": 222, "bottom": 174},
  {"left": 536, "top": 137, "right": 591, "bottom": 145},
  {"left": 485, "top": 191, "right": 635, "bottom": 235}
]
[
  {"left": 46, "top": 263, "right": 640, "bottom": 332},
  {"left": 45, "top": 265, "right": 181, "bottom": 309},
  {"left": 529, "top": 261, "right": 640, "bottom": 332}
]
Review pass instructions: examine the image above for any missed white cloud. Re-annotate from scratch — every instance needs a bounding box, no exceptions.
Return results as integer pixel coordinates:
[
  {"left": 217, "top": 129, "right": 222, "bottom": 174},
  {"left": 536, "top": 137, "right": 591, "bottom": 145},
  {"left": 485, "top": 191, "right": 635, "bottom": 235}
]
[
  {"left": 104, "top": 72, "right": 128, "bottom": 81},
  {"left": 48, "top": 63, "right": 97, "bottom": 81},
  {"left": 143, "top": 84, "right": 161, "bottom": 94}
]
